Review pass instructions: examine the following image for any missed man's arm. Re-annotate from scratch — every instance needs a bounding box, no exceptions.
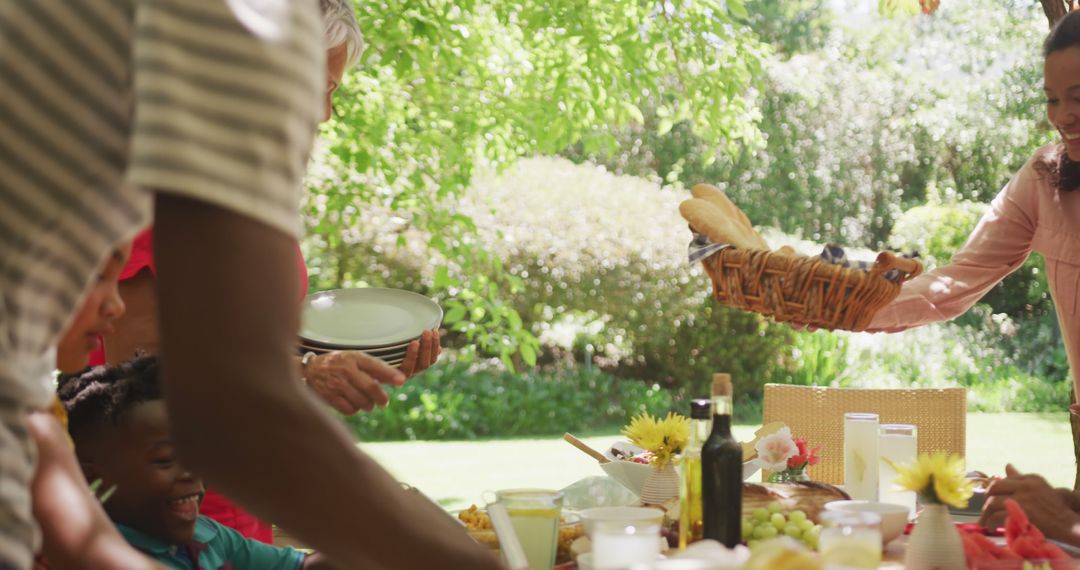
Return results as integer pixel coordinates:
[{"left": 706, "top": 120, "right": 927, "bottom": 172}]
[
  {"left": 153, "top": 195, "right": 500, "bottom": 569},
  {"left": 981, "top": 465, "right": 1080, "bottom": 547}
]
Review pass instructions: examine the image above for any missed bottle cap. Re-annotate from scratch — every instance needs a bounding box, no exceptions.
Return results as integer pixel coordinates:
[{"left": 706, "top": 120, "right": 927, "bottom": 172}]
[
  {"left": 690, "top": 398, "right": 712, "bottom": 419},
  {"left": 711, "top": 373, "right": 732, "bottom": 396}
]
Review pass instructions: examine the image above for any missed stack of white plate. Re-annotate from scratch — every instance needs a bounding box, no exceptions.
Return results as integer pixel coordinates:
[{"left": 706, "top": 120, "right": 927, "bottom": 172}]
[{"left": 299, "top": 288, "right": 443, "bottom": 368}]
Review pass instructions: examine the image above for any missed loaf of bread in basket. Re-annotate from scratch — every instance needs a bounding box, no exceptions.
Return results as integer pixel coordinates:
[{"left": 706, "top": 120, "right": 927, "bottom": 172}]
[{"left": 679, "top": 184, "right": 922, "bottom": 331}]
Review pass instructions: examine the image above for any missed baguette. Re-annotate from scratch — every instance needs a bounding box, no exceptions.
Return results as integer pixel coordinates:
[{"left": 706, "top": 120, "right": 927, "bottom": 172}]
[
  {"left": 690, "top": 184, "right": 769, "bottom": 250},
  {"left": 679, "top": 199, "right": 763, "bottom": 251}
]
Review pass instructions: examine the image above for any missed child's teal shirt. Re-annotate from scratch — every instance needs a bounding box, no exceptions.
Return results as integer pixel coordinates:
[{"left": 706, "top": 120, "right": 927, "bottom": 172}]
[{"left": 117, "top": 515, "right": 304, "bottom": 570}]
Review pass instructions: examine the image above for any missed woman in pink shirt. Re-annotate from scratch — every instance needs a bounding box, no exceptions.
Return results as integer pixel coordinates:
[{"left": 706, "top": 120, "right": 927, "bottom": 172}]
[
  {"left": 868, "top": 15, "right": 1080, "bottom": 413},
  {"left": 871, "top": 13, "right": 1080, "bottom": 545}
]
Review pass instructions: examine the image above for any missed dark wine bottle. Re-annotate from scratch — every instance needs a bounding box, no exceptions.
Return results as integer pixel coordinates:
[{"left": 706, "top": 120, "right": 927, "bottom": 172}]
[{"left": 701, "top": 373, "right": 743, "bottom": 548}]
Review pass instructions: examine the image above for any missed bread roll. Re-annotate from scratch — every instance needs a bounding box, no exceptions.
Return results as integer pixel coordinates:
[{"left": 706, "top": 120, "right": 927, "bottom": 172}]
[
  {"left": 690, "top": 184, "right": 769, "bottom": 250},
  {"left": 679, "top": 199, "right": 763, "bottom": 251}
]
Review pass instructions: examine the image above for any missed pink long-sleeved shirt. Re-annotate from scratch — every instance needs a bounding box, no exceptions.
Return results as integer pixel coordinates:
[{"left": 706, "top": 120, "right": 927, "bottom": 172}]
[{"left": 868, "top": 145, "right": 1080, "bottom": 397}]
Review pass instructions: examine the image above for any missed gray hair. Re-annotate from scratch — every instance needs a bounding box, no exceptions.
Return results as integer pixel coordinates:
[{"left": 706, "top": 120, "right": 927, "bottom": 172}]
[{"left": 320, "top": 0, "right": 363, "bottom": 68}]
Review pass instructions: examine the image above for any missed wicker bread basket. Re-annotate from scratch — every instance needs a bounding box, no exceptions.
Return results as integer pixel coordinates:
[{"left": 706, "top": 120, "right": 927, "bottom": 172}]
[{"left": 700, "top": 248, "right": 922, "bottom": 332}]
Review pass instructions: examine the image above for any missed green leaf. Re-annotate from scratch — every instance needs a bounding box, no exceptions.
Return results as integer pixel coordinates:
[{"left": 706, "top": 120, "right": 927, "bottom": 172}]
[
  {"left": 622, "top": 101, "right": 645, "bottom": 124},
  {"left": 507, "top": 309, "right": 523, "bottom": 330},
  {"left": 444, "top": 303, "right": 467, "bottom": 324},
  {"left": 657, "top": 118, "right": 675, "bottom": 136},
  {"left": 434, "top": 266, "right": 454, "bottom": 289},
  {"left": 520, "top": 342, "right": 537, "bottom": 367},
  {"left": 727, "top": 0, "right": 749, "bottom": 20}
]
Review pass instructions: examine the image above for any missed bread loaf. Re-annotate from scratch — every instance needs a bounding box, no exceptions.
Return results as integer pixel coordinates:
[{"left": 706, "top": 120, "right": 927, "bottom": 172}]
[
  {"left": 742, "top": 481, "right": 850, "bottom": 523},
  {"left": 690, "top": 184, "right": 770, "bottom": 250},
  {"left": 679, "top": 199, "right": 763, "bottom": 251}
]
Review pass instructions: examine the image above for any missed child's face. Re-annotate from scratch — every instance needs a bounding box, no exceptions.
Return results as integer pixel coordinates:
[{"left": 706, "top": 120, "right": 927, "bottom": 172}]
[
  {"left": 56, "top": 243, "right": 132, "bottom": 372},
  {"left": 84, "top": 400, "right": 205, "bottom": 544}
]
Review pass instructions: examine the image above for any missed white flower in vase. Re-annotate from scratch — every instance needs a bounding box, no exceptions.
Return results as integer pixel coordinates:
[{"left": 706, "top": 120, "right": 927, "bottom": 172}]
[{"left": 752, "top": 427, "right": 798, "bottom": 472}]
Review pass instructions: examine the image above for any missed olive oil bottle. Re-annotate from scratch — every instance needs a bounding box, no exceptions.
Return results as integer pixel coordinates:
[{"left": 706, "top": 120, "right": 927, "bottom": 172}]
[
  {"left": 678, "top": 398, "right": 712, "bottom": 548},
  {"left": 701, "top": 373, "right": 743, "bottom": 548}
]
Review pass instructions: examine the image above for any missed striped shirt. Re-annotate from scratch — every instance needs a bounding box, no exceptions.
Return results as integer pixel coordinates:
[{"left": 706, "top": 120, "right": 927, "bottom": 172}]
[{"left": 0, "top": 1, "right": 323, "bottom": 567}]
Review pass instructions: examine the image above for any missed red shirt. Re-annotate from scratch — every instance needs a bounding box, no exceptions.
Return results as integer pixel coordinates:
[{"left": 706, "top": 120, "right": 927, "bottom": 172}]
[{"left": 89, "top": 227, "right": 309, "bottom": 544}]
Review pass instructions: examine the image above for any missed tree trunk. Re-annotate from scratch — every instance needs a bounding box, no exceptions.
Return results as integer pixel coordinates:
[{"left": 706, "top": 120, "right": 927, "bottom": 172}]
[{"left": 1042, "top": 0, "right": 1079, "bottom": 29}]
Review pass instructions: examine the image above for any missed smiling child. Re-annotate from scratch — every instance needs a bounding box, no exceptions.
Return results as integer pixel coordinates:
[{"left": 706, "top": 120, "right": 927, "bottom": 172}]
[{"left": 58, "top": 357, "right": 338, "bottom": 569}]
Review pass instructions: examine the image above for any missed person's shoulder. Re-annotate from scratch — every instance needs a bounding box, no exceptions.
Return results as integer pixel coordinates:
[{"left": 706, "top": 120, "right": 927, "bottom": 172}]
[
  {"left": 1012, "top": 144, "right": 1059, "bottom": 192},
  {"left": 1032, "top": 143, "right": 1059, "bottom": 161}
]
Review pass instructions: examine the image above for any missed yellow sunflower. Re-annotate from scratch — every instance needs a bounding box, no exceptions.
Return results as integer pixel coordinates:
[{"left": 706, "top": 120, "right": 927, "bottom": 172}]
[
  {"left": 622, "top": 412, "right": 690, "bottom": 468},
  {"left": 888, "top": 452, "right": 973, "bottom": 509}
]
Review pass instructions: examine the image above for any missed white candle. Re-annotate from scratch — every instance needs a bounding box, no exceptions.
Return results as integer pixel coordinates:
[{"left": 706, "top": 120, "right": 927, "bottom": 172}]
[
  {"left": 592, "top": 524, "right": 661, "bottom": 570},
  {"left": 879, "top": 424, "right": 918, "bottom": 518},
  {"left": 844, "top": 413, "right": 880, "bottom": 501}
]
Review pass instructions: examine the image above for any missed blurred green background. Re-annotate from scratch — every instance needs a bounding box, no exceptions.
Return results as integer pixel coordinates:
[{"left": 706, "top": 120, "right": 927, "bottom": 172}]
[{"left": 303, "top": 0, "right": 1071, "bottom": 442}]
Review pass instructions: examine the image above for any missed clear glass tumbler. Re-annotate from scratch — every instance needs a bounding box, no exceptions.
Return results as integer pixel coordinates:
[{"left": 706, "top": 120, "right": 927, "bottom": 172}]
[
  {"left": 819, "top": 510, "right": 883, "bottom": 569},
  {"left": 879, "top": 423, "right": 918, "bottom": 518},
  {"left": 495, "top": 489, "right": 563, "bottom": 570},
  {"left": 844, "top": 412, "right": 880, "bottom": 501}
]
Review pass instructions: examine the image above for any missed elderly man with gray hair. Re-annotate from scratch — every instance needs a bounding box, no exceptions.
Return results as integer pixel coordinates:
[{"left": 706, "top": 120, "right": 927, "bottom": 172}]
[{"left": 2, "top": 0, "right": 489, "bottom": 569}]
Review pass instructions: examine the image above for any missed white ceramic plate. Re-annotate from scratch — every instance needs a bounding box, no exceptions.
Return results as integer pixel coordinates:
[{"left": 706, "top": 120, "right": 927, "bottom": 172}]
[
  {"left": 299, "top": 337, "right": 417, "bottom": 352},
  {"left": 299, "top": 342, "right": 412, "bottom": 359},
  {"left": 300, "top": 288, "right": 442, "bottom": 348}
]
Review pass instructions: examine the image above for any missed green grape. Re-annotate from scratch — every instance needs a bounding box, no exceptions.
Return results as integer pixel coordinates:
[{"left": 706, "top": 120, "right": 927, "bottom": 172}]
[
  {"left": 752, "top": 508, "right": 770, "bottom": 523},
  {"left": 789, "top": 510, "right": 807, "bottom": 524},
  {"left": 784, "top": 525, "right": 802, "bottom": 538},
  {"left": 803, "top": 525, "right": 821, "bottom": 541},
  {"left": 803, "top": 532, "right": 819, "bottom": 550},
  {"left": 742, "top": 519, "right": 754, "bottom": 539},
  {"left": 747, "top": 540, "right": 761, "bottom": 550},
  {"left": 770, "top": 512, "right": 787, "bottom": 529},
  {"left": 766, "top": 501, "right": 783, "bottom": 514},
  {"left": 797, "top": 518, "right": 815, "bottom": 532},
  {"left": 754, "top": 525, "right": 779, "bottom": 540}
]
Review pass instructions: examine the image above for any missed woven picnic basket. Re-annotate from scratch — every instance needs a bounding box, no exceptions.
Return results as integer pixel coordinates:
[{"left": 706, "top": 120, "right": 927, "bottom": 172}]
[{"left": 700, "top": 248, "right": 922, "bottom": 332}]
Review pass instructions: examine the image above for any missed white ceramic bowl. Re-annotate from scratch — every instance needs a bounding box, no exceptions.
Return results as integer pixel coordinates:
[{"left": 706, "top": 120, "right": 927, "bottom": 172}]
[
  {"left": 824, "top": 500, "right": 910, "bottom": 545},
  {"left": 600, "top": 442, "right": 761, "bottom": 497},
  {"left": 578, "top": 506, "right": 666, "bottom": 537}
]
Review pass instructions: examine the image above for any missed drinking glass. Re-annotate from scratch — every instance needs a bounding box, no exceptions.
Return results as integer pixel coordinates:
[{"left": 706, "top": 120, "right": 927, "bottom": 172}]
[
  {"left": 495, "top": 489, "right": 563, "bottom": 570},
  {"left": 844, "top": 412, "right": 880, "bottom": 501},
  {"left": 819, "top": 510, "right": 883, "bottom": 569},
  {"left": 879, "top": 423, "right": 918, "bottom": 518},
  {"left": 591, "top": 518, "right": 662, "bottom": 570}
]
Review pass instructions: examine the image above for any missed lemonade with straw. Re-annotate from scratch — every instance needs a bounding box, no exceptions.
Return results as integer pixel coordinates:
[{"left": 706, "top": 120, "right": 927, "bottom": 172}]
[{"left": 497, "top": 490, "right": 562, "bottom": 570}]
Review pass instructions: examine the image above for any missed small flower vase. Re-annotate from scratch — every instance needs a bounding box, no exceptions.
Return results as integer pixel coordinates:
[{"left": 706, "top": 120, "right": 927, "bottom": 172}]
[
  {"left": 639, "top": 463, "right": 679, "bottom": 506},
  {"left": 905, "top": 504, "right": 966, "bottom": 570},
  {"left": 772, "top": 469, "right": 811, "bottom": 483}
]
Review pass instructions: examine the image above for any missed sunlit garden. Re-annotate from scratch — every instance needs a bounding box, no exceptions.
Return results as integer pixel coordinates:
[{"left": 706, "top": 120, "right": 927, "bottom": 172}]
[{"left": 310, "top": 0, "right": 1072, "bottom": 447}]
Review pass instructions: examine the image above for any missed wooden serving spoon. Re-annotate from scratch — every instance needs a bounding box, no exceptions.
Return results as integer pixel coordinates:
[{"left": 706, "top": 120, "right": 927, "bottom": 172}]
[{"left": 563, "top": 432, "right": 610, "bottom": 464}]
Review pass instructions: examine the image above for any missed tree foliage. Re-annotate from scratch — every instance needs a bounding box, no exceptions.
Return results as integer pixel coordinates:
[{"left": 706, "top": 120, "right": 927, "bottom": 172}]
[{"left": 304, "top": 0, "right": 769, "bottom": 366}]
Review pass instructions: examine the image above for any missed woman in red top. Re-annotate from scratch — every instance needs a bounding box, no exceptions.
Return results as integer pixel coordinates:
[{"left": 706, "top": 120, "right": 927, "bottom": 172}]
[{"left": 85, "top": 0, "right": 442, "bottom": 544}]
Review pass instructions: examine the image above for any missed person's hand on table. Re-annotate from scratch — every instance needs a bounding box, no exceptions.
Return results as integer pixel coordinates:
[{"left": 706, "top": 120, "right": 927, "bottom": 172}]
[
  {"left": 980, "top": 464, "right": 1080, "bottom": 545},
  {"left": 399, "top": 329, "right": 442, "bottom": 378},
  {"left": 304, "top": 351, "right": 406, "bottom": 414}
]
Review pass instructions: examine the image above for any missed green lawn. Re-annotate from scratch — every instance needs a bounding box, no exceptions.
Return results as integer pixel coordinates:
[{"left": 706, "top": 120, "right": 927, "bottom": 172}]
[{"left": 359, "top": 412, "right": 1075, "bottom": 511}]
